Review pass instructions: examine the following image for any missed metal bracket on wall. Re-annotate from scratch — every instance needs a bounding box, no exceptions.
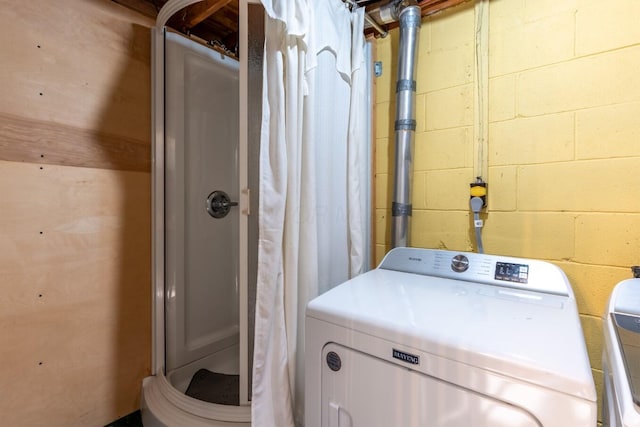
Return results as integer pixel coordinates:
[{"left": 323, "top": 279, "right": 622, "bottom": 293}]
[{"left": 374, "top": 61, "right": 383, "bottom": 77}]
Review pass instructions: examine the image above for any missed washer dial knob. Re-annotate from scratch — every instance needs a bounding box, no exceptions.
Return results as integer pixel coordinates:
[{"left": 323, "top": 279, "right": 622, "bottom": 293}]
[{"left": 451, "top": 254, "right": 470, "bottom": 272}]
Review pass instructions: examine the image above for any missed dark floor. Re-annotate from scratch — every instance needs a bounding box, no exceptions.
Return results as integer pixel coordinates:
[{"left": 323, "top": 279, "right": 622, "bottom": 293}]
[{"left": 104, "top": 410, "right": 143, "bottom": 427}]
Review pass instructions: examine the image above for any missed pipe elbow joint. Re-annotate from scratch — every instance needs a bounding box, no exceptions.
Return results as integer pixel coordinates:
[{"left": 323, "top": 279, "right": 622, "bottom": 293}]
[{"left": 394, "top": 0, "right": 420, "bottom": 20}]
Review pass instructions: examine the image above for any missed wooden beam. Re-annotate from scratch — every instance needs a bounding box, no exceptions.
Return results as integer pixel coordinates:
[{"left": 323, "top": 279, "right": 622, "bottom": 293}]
[
  {"left": 0, "top": 113, "right": 150, "bottom": 173},
  {"left": 171, "top": 0, "right": 233, "bottom": 30},
  {"left": 111, "top": 0, "right": 160, "bottom": 19},
  {"left": 366, "top": 0, "right": 472, "bottom": 37},
  {"left": 419, "top": 0, "right": 471, "bottom": 16}
]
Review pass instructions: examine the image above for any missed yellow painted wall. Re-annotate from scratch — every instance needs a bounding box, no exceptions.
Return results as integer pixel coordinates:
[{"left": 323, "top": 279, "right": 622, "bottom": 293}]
[{"left": 375, "top": 0, "right": 640, "bottom": 421}]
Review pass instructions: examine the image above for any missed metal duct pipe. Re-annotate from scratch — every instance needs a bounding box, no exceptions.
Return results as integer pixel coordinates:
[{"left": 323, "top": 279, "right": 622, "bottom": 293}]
[{"left": 391, "top": 1, "right": 421, "bottom": 248}]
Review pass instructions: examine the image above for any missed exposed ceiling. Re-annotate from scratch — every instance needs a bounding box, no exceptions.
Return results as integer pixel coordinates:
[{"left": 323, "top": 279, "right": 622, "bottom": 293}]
[
  {"left": 113, "top": 0, "right": 240, "bottom": 56},
  {"left": 113, "top": 0, "right": 471, "bottom": 58}
]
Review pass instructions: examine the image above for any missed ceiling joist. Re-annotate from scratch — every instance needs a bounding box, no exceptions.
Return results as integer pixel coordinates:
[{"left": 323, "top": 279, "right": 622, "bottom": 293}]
[
  {"left": 419, "top": 0, "right": 470, "bottom": 16},
  {"left": 169, "top": 0, "right": 233, "bottom": 30},
  {"left": 364, "top": 0, "right": 472, "bottom": 36},
  {"left": 113, "top": 0, "right": 473, "bottom": 49}
]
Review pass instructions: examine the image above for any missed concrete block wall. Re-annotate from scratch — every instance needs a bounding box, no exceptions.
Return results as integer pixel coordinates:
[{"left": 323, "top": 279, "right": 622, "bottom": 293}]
[{"left": 374, "top": 0, "right": 640, "bottom": 420}]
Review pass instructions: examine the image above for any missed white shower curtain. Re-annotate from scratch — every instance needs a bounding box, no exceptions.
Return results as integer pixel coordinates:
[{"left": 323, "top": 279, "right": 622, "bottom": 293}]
[{"left": 252, "top": 0, "right": 368, "bottom": 426}]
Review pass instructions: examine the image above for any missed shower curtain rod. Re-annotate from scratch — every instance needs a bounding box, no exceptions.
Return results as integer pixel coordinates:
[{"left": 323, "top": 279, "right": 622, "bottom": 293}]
[
  {"left": 364, "top": 13, "right": 389, "bottom": 37},
  {"left": 343, "top": 0, "right": 389, "bottom": 38}
]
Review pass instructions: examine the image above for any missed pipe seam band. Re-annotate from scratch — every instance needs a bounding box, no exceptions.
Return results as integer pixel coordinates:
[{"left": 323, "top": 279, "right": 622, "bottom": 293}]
[
  {"left": 400, "top": 13, "right": 421, "bottom": 28},
  {"left": 395, "top": 119, "right": 416, "bottom": 131},
  {"left": 392, "top": 202, "right": 412, "bottom": 217},
  {"left": 396, "top": 79, "right": 417, "bottom": 92},
  {"left": 402, "top": 20, "right": 421, "bottom": 29}
]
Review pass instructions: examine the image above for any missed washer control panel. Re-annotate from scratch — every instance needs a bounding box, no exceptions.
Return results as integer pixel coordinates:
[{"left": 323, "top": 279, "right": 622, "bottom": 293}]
[
  {"left": 495, "top": 261, "right": 529, "bottom": 284},
  {"left": 379, "top": 247, "right": 569, "bottom": 296}
]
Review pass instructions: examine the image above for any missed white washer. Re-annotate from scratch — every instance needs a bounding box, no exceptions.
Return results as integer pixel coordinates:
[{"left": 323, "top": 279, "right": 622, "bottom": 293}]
[
  {"left": 603, "top": 278, "right": 640, "bottom": 426},
  {"left": 305, "top": 248, "right": 596, "bottom": 427}
]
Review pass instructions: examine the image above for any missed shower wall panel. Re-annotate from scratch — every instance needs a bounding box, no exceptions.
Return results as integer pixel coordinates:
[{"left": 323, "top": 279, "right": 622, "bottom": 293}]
[{"left": 164, "top": 32, "right": 240, "bottom": 372}]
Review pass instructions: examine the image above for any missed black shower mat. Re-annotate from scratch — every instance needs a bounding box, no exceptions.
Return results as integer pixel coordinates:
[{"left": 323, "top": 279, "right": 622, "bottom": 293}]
[{"left": 185, "top": 369, "right": 240, "bottom": 406}]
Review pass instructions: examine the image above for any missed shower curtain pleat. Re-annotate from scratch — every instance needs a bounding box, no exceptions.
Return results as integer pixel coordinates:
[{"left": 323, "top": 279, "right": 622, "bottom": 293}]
[
  {"left": 347, "top": 8, "right": 367, "bottom": 278},
  {"left": 253, "top": 1, "right": 367, "bottom": 426}
]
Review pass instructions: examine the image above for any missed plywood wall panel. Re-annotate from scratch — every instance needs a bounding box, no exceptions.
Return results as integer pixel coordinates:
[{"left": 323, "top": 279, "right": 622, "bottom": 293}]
[
  {"left": 0, "top": 0, "right": 154, "bottom": 424},
  {"left": 0, "top": 0, "right": 152, "bottom": 144},
  {"left": 0, "top": 161, "right": 151, "bottom": 426}
]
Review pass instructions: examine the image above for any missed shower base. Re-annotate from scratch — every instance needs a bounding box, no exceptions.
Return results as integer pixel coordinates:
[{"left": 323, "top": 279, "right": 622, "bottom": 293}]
[{"left": 141, "top": 344, "right": 250, "bottom": 426}]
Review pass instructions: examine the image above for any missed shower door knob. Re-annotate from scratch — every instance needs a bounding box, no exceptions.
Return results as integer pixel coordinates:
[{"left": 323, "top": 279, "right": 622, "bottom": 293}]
[{"left": 206, "top": 190, "right": 238, "bottom": 219}]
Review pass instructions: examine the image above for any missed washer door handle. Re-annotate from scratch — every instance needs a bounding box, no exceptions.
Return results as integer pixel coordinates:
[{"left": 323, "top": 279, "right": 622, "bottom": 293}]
[
  {"left": 206, "top": 190, "right": 238, "bottom": 218},
  {"left": 329, "top": 402, "right": 352, "bottom": 427}
]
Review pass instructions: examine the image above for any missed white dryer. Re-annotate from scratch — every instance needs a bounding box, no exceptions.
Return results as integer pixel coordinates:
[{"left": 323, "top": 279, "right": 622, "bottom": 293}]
[
  {"left": 305, "top": 248, "right": 596, "bottom": 427},
  {"left": 603, "top": 278, "right": 640, "bottom": 426}
]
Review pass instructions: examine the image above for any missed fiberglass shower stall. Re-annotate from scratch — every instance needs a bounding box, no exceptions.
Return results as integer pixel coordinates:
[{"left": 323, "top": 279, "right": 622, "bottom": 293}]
[{"left": 142, "top": 1, "right": 263, "bottom": 425}]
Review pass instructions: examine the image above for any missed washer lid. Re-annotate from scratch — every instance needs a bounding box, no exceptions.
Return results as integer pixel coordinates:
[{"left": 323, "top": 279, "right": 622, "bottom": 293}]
[
  {"left": 611, "top": 279, "right": 640, "bottom": 316},
  {"left": 607, "top": 279, "right": 640, "bottom": 406},
  {"left": 308, "top": 266, "right": 596, "bottom": 402}
]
